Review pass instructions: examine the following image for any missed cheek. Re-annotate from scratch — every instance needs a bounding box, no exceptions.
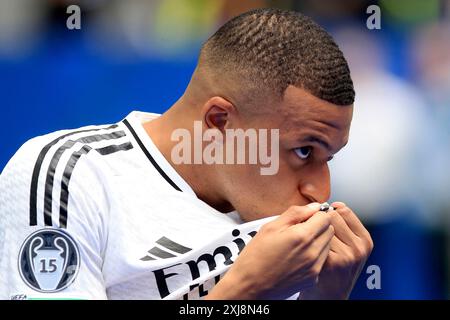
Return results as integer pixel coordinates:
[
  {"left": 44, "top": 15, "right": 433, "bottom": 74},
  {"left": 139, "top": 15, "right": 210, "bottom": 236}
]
[
  {"left": 219, "top": 164, "right": 266, "bottom": 196},
  {"left": 221, "top": 151, "right": 301, "bottom": 197},
  {"left": 238, "top": 165, "right": 301, "bottom": 200},
  {"left": 225, "top": 163, "right": 306, "bottom": 219}
]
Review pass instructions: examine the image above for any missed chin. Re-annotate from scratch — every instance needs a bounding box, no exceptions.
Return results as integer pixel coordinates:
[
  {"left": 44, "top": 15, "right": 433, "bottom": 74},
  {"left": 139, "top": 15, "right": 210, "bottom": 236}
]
[{"left": 242, "top": 208, "right": 285, "bottom": 222}]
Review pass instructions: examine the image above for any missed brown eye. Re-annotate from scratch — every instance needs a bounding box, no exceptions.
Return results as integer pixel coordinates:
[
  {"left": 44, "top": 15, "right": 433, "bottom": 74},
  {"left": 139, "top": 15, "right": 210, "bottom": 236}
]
[{"left": 294, "top": 146, "right": 312, "bottom": 160}]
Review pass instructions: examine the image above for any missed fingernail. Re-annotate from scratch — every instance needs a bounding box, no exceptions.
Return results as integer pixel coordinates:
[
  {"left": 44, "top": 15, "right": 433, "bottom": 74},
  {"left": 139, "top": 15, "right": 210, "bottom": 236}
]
[
  {"left": 332, "top": 201, "right": 346, "bottom": 208},
  {"left": 307, "top": 202, "right": 321, "bottom": 209}
]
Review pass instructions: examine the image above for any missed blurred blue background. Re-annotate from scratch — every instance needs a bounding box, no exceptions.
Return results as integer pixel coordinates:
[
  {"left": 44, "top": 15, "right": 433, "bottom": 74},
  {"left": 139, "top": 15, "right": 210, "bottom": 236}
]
[{"left": 0, "top": 0, "right": 448, "bottom": 299}]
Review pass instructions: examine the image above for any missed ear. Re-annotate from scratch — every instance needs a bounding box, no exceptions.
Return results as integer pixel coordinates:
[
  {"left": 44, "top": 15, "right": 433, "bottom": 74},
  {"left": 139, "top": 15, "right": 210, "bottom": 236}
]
[{"left": 202, "top": 96, "right": 237, "bottom": 132}]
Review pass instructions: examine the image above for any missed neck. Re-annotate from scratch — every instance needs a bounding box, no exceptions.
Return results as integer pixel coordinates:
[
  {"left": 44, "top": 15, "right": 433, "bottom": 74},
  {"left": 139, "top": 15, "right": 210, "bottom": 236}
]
[{"left": 143, "top": 98, "right": 234, "bottom": 213}]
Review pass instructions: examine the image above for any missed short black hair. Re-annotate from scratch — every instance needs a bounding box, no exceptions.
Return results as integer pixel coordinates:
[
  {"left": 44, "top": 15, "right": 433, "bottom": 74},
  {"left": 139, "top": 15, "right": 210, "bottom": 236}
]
[{"left": 200, "top": 8, "right": 355, "bottom": 106}]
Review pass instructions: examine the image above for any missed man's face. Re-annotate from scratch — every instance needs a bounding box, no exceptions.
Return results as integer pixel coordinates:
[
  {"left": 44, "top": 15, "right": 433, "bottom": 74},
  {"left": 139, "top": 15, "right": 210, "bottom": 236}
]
[{"left": 220, "top": 86, "right": 353, "bottom": 222}]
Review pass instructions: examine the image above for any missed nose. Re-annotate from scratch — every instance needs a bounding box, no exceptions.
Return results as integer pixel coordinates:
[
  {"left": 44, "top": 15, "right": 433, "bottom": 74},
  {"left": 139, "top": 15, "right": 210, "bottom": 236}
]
[{"left": 298, "top": 163, "right": 331, "bottom": 203}]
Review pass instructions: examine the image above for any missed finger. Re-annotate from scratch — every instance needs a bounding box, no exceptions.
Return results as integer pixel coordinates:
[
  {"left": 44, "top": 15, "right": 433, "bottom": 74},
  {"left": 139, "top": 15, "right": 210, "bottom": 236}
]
[
  {"left": 328, "top": 209, "right": 357, "bottom": 246},
  {"left": 302, "top": 229, "right": 333, "bottom": 289},
  {"left": 276, "top": 203, "right": 321, "bottom": 227},
  {"left": 328, "top": 235, "right": 350, "bottom": 254},
  {"left": 332, "top": 202, "right": 371, "bottom": 238},
  {"left": 312, "top": 225, "right": 335, "bottom": 250},
  {"left": 331, "top": 201, "right": 347, "bottom": 209},
  {"left": 314, "top": 238, "right": 332, "bottom": 272},
  {"left": 333, "top": 205, "right": 370, "bottom": 239},
  {"left": 326, "top": 249, "right": 341, "bottom": 266},
  {"left": 291, "top": 211, "right": 332, "bottom": 239}
]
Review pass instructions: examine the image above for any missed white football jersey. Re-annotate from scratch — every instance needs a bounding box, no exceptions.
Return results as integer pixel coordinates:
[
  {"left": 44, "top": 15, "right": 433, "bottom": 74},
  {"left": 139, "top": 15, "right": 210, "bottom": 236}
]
[{"left": 0, "top": 111, "right": 294, "bottom": 300}]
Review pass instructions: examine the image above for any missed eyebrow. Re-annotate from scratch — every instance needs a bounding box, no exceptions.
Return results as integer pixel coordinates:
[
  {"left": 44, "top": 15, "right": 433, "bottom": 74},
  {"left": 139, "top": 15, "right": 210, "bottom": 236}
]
[
  {"left": 303, "top": 136, "right": 332, "bottom": 152},
  {"left": 319, "top": 119, "right": 341, "bottom": 130}
]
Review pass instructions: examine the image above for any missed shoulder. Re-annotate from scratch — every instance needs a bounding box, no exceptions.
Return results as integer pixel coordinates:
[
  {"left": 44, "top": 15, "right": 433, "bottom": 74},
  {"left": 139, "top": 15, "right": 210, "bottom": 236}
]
[
  {"left": 1, "top": 122, "right": 125, "bottom": 177},
  {"left": 0, "top": 123, "right": 128, "bottom": 229},
  {"left": 0, "top": 123, "right": 134, "bottom": 299}
]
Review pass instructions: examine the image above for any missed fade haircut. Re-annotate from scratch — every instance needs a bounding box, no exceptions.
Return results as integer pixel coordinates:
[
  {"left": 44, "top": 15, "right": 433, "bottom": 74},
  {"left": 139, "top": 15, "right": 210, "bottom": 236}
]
[{"left": 199, "top": 8, "right": 355, "bottom": 106}]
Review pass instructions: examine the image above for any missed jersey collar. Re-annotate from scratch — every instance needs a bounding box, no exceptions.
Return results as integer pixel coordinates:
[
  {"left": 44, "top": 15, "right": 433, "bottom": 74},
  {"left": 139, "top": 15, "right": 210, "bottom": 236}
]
[{"left": 123, "top": 111, "right": 197, "bottom": 197}]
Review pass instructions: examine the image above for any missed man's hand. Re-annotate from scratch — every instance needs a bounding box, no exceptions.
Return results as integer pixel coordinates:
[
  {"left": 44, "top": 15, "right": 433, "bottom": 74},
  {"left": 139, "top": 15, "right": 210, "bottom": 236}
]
[
  {"left": 299, "top": 202, "right": 374, "bottom": 300},
  {"left": 206, "top": 203, "right": 334, "bottom": 300}
]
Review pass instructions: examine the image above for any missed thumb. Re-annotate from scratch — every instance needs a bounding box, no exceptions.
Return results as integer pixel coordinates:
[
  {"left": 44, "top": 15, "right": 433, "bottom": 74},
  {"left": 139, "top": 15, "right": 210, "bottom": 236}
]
[{"left": 277, "top": 202, "right": 321, "bottom": 227}]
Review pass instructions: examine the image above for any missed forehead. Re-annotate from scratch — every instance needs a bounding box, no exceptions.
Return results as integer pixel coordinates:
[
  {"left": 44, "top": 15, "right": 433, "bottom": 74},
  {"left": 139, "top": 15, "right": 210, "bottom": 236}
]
[{"left": 279, "top": 86, "right": 353, "bottom": 134}]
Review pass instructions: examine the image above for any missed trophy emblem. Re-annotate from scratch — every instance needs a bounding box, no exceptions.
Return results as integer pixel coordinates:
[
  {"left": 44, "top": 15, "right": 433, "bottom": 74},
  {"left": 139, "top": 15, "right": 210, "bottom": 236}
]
[{"left": 18, "top": 228, "right": 80, "bottom": 293}]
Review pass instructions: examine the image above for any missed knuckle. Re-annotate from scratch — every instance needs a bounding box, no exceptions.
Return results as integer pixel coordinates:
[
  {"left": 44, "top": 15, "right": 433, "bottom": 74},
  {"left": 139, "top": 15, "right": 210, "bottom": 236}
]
[
  {"left": 337, "top": 251, "right": 350, "bottom": 266},
  {"left": 303, "top": 250, "right": 317, "bottom": 264},
  {"left": 339, "top": 207, "right": 350, "bottom": 216},
  {"left": 328, "top": 225, "right": 335, "bottom": 235},
  {"left": 284, "top": 206, "right": 305, "bottom": 222},
  {"left": 346, "top": 251, "right": 356, "bottom": 264},
  {"left": 317, "top": 212, "right": 331, "bottom": 224},
  {"left": 313, "top": 265, "right": 321, "bottom": 276},
  {"left": 310, "top": 266, "right": 321, "bottom": 280},
  {"left": 260, "top": 223, "right": 275, "bottom": 234},
  {"left": 329, "top": 211, "right": 340, "bottom": 219},
  {"left": 356, "top": 237, "right": 374, "bottom": 258},
  {"left": 369, "top": 240, "right": 374, "bottom": 252},
  {"left": 288, "top": 205, "right": 301, "bottom": 213},
  {"left": 292, "top": 231, "right": 308, "bottom": 246},
  {"left": 353, "top": 245, "right": 365, "bottom": 260},
  {"left": 366, "top": 235, "right": 375, "bottom": 251}
]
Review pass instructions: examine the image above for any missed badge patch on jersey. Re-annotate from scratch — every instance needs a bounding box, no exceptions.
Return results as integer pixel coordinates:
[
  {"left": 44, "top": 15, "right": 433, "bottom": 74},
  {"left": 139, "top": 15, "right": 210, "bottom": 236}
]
[{"left": 18, "top": 228, "right": 80, "bottom": 293}]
